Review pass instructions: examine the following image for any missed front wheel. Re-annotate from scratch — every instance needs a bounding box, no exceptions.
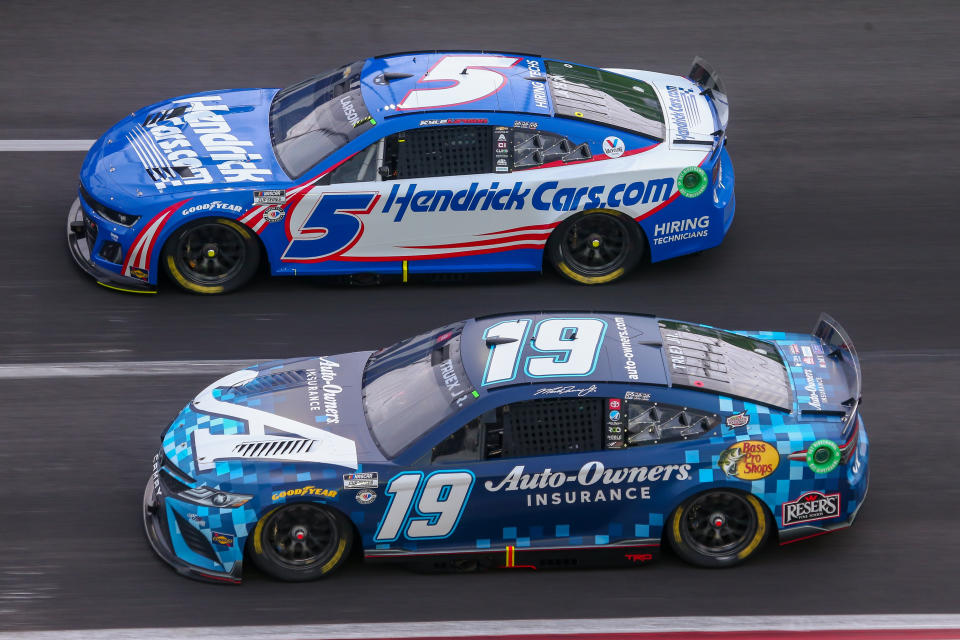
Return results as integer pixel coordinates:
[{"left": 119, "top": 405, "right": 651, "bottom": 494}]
[
  {"left": 162, "top": 217, "right": 260, "bottom": 294},
  {"left": 547, "top": 211, "right": 643, "bottom": 284},
  {"left": 667, "top": 490, "right": 769, "bottom": 568},
  {"left": 249, "top": 504, "right": 353, "bottom": 581}
]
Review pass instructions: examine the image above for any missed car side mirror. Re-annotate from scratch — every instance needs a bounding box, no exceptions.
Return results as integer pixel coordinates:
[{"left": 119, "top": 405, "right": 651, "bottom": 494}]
[{"left": 378, "top": 165, "right": 391, "bottom": 179}]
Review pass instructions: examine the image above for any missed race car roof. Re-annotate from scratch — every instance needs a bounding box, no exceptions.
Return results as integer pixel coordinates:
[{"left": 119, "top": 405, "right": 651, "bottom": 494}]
[
  {"left": 460, "top": 312, "right": 669, "bottom": 390},
  {"left": 360, "top": 51, "right": 554, "bottom": 117}
]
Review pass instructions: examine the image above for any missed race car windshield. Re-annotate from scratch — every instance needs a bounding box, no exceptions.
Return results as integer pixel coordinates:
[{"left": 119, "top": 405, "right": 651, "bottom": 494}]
[
  {"left": 362, "top": 322, "right": 478, "bottom": 458},
  {"left": 659, "top": 320, "right": 793, "bottom": 411},
  {"left": 269, "top": 61, "right": 374, "bottom": 179},
  {"left": 545, "top": 60, "right": 666, "bottom": 141}
]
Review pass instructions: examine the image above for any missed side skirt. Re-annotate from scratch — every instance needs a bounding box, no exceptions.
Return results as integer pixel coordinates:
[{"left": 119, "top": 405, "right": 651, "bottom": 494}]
[{"left": 364, "top": 539, "right": 661, "bottom": 571}]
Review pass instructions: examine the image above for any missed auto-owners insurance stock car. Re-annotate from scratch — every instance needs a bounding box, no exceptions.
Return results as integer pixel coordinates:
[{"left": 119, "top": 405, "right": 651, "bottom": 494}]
[
  {"left": 144, "top": 312, "right": 868, "bottom": 583},
  {"left": 68, "top": 51, "right": 734, "bottom": 294}
]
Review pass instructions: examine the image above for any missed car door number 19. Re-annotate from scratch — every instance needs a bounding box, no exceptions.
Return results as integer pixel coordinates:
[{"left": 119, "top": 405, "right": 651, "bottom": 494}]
[
  {"left": 374, "top": 471, "right": 475, "bottom": 542},
  {"left": 482, "top": 317, "right": 607, "bottom": 385}
]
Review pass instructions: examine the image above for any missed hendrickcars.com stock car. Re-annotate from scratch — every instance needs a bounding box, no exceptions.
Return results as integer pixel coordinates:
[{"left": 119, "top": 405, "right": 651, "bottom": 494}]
[
  {"left": 144, "top": 312, "right": 867, "bottom": 583},
  {"left": 69, "top": 51, "right": 734, "bottom": 294}
]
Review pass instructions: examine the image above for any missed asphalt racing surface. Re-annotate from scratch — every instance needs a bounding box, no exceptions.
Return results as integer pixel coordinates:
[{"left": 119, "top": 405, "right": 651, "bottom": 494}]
[{"left": 0, "top": 0, "right": 957, "bottom": 633}]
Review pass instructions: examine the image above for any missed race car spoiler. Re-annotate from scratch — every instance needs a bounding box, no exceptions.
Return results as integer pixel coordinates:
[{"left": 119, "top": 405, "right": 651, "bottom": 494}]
[
  {"left": 812, "top": 313, "right": 862, "bottom": 435},
  {"left": 687, "top": 57, "right": 729, "bottom": 153}
]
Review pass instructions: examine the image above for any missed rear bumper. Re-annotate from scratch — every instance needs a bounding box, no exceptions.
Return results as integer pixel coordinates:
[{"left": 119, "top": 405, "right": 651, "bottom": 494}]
[
  {"left": 778, "top": 420, "right": 870, "bottom": 545},
  {"left": 67, "top": 197, "right": 156, "bottom": 294},
  {"left": 142, "top": 477, "right": 242, "bottom": 584}
]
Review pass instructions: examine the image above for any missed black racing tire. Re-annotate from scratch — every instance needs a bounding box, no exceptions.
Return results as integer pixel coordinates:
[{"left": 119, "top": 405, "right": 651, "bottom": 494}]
[
  {"left": 161, "top": 217, "right": 260, "bottom": 294},
  {"left": 249, "top": 503, "right": 353, "bottom": 582},
  {"left": 547, "top": 210, "right": 643, "bottom": 285},
  {"left": 667, "top": 490, "right": 769, "bottom": 568}
]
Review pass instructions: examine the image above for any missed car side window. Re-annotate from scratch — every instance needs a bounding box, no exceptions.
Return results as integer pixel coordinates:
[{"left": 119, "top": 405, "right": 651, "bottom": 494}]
[
  {"left": 433, "top": 397, "right": 605, "bottom": 463},
  {"left": 513, "top": 130, "right": 590, "bottom": 169},
  {"left": 619, "top": 400, "right": 719, "bottom": 447},
  {"left": 432, "top": 418, "right": 482, "bottom": 463},
  {"left": 328, "top": 141, "right": 381, "bottom": 184},
  {"left": 380, "top": 125, "right": 493, "bottom": 180}
]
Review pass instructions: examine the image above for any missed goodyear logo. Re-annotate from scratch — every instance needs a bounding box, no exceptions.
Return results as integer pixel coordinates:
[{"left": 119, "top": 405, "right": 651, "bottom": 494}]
[{"left": 271, "top": 485, "right": 339, "bottom": 502}]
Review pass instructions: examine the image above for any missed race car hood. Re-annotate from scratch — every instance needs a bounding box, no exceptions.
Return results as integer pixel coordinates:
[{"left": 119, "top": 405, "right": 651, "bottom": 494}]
[
  {"left": 605, "top": 69, "right": 717, "bottom": 143},
  {"left": 160, "top": 350, "right": 382, "bottom": 486},
  {"left": 81, "top": 88, "right": 288, "bottom": 201}
]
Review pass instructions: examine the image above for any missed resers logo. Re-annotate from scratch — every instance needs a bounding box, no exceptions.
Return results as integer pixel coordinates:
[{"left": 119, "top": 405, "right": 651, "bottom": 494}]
[
  {"left": 782, "top": 491, "right": 840, "bottom": 526},
  {"left": 718, "top": 440, "right": 779, "bottom": 480}
]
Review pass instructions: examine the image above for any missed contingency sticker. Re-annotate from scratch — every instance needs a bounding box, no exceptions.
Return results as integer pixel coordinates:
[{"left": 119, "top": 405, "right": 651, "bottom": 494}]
[{"left": 343, "top": 472, "right": 378, "bottom": 489}]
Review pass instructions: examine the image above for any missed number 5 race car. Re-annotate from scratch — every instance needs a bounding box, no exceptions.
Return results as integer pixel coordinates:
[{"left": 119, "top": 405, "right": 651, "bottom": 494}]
[
  {"left": 144, "top": 312, "right": 867, "bottom": 583},
  {"left": 69, "top": 52, "right": 734, "bottom": 294}
]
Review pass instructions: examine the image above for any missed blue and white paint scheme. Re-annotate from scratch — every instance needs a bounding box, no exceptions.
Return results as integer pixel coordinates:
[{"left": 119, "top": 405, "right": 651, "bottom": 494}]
[{"left": 69, "top": 52, "right": 735, "bottom": 293}]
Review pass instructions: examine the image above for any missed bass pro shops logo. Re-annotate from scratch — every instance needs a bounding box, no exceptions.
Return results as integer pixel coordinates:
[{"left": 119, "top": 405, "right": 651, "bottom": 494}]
[{"left": 718, "top": 440, "right": 779, "bottom": 480}]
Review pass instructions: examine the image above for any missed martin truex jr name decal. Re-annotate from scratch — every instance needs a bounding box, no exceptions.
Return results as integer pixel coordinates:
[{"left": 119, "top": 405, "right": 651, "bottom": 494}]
[{"left": 382, "top": 178, "right": 675, "bottom": 221}]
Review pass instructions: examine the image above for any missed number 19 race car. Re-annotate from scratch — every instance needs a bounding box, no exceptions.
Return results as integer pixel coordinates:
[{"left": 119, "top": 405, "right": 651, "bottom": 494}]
[
  {"left": 69, "top": 51, "right": 734, "bottom": 294},
  {"left": 144, "top": 312, "right": 867, "bottom": 583}
]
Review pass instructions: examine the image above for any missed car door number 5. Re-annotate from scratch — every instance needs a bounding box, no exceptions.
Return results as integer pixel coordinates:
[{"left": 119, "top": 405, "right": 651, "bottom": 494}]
[
  {"left": 398, "top": 55, "right": 520, "bottom": 110},
  {"left": 281, "top": 191, "right": 381, "bottom": 262},
  {"left": 374, "top": 471, "right": 475, "bottom": 542}
]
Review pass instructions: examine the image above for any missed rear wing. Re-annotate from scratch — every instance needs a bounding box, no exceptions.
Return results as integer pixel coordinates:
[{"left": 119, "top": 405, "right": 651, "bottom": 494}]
[
  {"left": 813, "top": 313, "right": 862, "bottom": 434},
  {"left": 688, "top": 57, "right": 729, "bottom": 132}
]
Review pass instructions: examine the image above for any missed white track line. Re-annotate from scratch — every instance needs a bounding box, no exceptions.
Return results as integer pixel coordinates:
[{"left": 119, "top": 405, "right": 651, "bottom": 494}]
[
  {"left": 1, "top": 615, "right": 959, "bottom": 639},
  {"left": 0, "top": 359, "right": 254, "bottom": 378},
  {"left": 0, "top": 140, "right": 94, "bottom": 151}
]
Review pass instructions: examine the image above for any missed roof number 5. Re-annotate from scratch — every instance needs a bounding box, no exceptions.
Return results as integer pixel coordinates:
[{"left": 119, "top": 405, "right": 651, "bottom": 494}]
[{"left": 398, "top": 55, "right": 520, "bottom": 111}]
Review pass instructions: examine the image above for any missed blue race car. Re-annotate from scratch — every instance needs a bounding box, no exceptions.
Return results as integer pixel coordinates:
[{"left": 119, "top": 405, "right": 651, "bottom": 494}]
[
  {"left": 70, "top": 52, "right": 734, "bottom": 294},
  {"left": 144, "top": 312, "right": 867, "bottom": 583}
]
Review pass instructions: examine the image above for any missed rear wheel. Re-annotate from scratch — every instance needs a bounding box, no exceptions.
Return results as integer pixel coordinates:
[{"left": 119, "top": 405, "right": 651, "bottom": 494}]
[
  {"left": 162, "top": 217, "right": 259, "bottom": 294},
  {"left": 548, "top": 211, "right": 642, "bottom": 284},
  {"left": 667, "top": 490, "right": 769, "bottom": 567},
  {"left": 250, "top": 504, "right": 352, "bottom": 581}
]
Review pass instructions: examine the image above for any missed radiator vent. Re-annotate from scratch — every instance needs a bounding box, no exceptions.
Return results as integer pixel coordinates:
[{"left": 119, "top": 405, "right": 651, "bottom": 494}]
[{"left": 232, "top": 439, "right": 315, "bottom": 458}]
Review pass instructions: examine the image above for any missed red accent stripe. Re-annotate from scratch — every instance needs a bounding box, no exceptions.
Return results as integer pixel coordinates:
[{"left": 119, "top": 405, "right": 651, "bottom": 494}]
[
  {"left": 400, "top": 232, "right": 551, "bottom": 250},
  {"left": 515, "top": 142, "right": 661, "bottom": 172},
  {"left": 779, "top": 528, "right": 838, "bottom": 546},
  {"left": 121, "top": 198, "right": 190, "bottom": 272},
  {"left": 635, "top": 191, "right": 680, "bottom": 222},
  {"left": 342, "top": 632, "right": 960, "bottom": 640},
  {"left": 480, "top": 221, "right": 562, "bottom": 236}
]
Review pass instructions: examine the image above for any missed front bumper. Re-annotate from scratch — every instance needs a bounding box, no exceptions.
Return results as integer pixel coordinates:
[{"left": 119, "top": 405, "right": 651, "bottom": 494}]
[
  {"left": 142, "top": 477, "right": 243, "bottom": 584},
  {"left": 67, "top": 198, "right": 156, "bottom": 294}
]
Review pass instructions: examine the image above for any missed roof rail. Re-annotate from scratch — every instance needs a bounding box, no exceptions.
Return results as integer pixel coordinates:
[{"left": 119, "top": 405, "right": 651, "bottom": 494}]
[
  {"left": 473, "top": 310, "right": 658, "bottom": 321},
  {"left": 374, "top": 49, "right": 541, "bottom": 59}
]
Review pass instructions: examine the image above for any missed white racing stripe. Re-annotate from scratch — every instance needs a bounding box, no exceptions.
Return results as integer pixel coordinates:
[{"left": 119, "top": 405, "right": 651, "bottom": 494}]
[
  {"left": 0, "top": 140, "right": 94, "bottom": 151},
  {"left": 1, "top": 615, "right": 959, "bottom": 639},
  {"left": 0, "top": 359, "right": 255, "bottom": 379}
]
